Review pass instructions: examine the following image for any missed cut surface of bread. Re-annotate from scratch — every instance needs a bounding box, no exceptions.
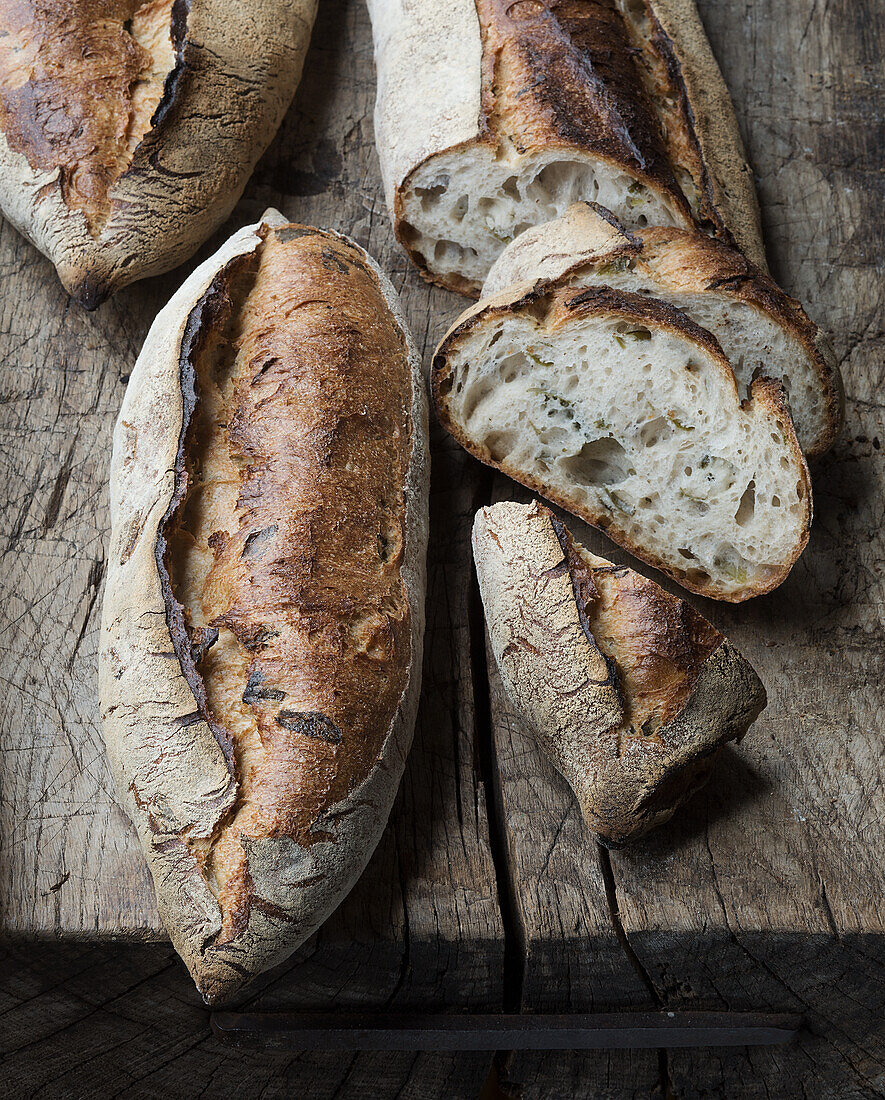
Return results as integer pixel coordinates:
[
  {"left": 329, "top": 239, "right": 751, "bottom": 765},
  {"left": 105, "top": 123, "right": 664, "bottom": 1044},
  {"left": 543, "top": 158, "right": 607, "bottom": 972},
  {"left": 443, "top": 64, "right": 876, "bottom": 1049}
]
[
  {"left": 435, "top": 283, "right": 812, "bottom": 600},
  {"left": 473, "top": 500, "right": 767, "bottom": 844},
  {"left": 369, "top": 0, "right": 763, "bottom": 295},
  {"left": 100, "top": 213, "right": 428, "bottom": 1003},
  {"left": 484, "top": 203, "right": 843, "bottom": 456}
]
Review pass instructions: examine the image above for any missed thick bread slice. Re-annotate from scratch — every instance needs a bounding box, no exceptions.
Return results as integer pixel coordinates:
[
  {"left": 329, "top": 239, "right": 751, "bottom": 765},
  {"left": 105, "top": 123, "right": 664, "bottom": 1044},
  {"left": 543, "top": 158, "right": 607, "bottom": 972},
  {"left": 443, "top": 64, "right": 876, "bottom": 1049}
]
[
  {"left": 99, "top": 210, "right": 429, "bottom": 1004},
  {"left": 368, "top": 0, "right": 762, "bottom": 296},
  {"left": 0, "top": 0, "right": 316, "bottom": 307},
  {"left": 434, "top": 281, "right": 811, "bottom": 601},
  {"left": 484, "top": 203, "right": 843, "bottom": 456},
  {"left": 473, "top": 500, "right": 766, "bottom": 845}
]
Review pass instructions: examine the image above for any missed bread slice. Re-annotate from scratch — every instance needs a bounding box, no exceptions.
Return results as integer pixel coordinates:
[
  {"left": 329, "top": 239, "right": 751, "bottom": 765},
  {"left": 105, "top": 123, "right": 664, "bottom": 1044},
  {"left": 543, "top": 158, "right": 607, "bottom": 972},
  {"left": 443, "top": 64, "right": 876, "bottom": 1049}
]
[
  {"left": 484, "top": 203, "right": 843, "bottom": 456},
  {"left": 368, "top": 0, "right": 763, "bottom": 296},
  {"left": 434, "top": 280, "right": 811, "bottom": 601},
  {"left": 0, "top": 0, "right": 316, "bottom": 306},
  {"left": 473, "top": 500, "right": 766, "bottom": 845}
]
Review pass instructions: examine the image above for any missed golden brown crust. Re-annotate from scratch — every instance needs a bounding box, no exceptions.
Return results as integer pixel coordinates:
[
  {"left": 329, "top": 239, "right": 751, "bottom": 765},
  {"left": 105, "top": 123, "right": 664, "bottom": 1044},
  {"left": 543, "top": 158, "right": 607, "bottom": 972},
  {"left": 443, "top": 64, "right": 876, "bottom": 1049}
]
[
  {"left": 638, "top": 0, "right": 765, "bottom": 268},
  {"left": 162, "top": 228, "right": 414, "bottom": 945},
  {"left": 475, "top": 0, "right": 690, "bottom": 213},
  {"left": 0, "top": 0, "right": 176, "bottom": 232},
  {"left": 551, "top": 512, "right": 721, "bottom": 739},
  {"left": 618, "top": 0, "right": 763, "bottom": 264}
]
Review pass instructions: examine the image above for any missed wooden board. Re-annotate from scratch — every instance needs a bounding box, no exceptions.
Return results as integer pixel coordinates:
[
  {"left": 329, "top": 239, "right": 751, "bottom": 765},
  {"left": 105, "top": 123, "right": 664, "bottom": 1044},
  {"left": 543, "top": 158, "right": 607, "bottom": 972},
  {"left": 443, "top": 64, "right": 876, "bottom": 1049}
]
[
  {"left": 487, "top": 1, "right": 885, "bottom": 1098},
  {"left": 1, "top": 0, "right": 883, "bottom": 1096}
]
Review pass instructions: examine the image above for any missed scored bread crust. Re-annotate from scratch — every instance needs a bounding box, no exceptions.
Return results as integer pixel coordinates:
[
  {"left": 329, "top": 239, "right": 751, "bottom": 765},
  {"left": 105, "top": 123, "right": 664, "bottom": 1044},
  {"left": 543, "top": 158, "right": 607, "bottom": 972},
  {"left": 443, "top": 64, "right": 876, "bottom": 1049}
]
[
  {"left": 368, "top": 0, "right": 762, "bottom": 295},
  {"left": 618, "top": 0, "right": 765, "bottom": 268},
  {"left": 483, "top": 202, "right": 844, "bottom": 456},
  {"left": 434, "top": 280, "right": 812, "bottom": 601},
  {"left": 0, "top": 0, "right": 317, "bottom": 308},
  {"left": 473, "top": 500, "right": 766, "bottom": 845},
  {"left": 99, "top": 210, "right": 429, "bottom": 1004}
]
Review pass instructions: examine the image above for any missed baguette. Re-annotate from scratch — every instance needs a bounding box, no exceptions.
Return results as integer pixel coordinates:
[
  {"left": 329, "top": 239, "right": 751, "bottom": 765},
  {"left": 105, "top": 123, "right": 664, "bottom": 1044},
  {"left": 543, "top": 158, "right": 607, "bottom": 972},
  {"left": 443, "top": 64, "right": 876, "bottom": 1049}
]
[
  {"left": 99, "top": 210, "right": 429, "bottom": 1004},
  {"left": 473, "top": 500, "right": 766, "bottom": 845},
  {"left": 484, "top": 202, "right": 843, "bottom": 456},
  {"left": 434, "top": 278, "right": 811, "bottom": 601},
  {"left": 368, "top": 0, "right": 763, "bottom": 296},
  {"left": 0, "top": 0, "right": 316, "bottom": 307}
]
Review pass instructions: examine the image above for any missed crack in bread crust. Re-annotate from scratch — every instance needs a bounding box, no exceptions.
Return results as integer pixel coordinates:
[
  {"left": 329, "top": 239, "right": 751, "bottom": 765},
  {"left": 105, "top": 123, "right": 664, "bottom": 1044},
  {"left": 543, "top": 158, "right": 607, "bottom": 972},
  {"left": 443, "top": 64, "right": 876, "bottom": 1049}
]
[{"left": 159, "top": 228, "right": 413, "bottom": 945}]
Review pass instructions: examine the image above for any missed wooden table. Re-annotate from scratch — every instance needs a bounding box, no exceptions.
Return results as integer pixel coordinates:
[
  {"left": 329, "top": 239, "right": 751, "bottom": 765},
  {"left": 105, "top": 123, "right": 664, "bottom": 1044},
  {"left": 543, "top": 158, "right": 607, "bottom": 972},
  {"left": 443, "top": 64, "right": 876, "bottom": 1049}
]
[{"left": 0, "top": 0, "right": 882, "bottom": 1096}]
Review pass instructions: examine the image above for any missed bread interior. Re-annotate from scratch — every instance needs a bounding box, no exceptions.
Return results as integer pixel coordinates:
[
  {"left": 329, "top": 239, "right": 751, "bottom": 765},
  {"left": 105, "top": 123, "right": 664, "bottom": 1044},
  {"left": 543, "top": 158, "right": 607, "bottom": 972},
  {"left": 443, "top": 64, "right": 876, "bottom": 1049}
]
[
  {"left": 442, "top": 305, "right": 807, "bottom": 596},
  {"left": 402, "top": 145, "right": 688, "bottom": 292},
  {"left": 563, "top": 258, "right": 827, "bottom": 455}
]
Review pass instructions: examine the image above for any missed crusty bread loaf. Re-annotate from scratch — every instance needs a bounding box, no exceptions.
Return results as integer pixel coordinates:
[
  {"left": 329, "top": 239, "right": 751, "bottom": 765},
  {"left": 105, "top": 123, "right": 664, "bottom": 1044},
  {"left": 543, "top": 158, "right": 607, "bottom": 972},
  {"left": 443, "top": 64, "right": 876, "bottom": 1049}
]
[
  {"left": 474, "top": 500, "right": 766, "bottom": 845},
  {"left": 368, "top": 0, "right": 763, "bottom": 296},
  {"left": 99, "top": 210, "right": 429, "bottom": 1004},
  {"left": 484, "top": 202, "right": 843, "bottom": 456},
  {"left": 0, "top": 0, "right": 316, "bottom": 307},
  {"left": 434, "top": 277, "right": 811, "bottom": 601}
]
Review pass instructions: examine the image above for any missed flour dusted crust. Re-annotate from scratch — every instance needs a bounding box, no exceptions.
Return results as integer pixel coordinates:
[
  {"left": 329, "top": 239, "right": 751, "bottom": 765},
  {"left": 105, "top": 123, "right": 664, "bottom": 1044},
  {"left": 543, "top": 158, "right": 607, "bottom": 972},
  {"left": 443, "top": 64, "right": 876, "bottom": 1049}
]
[
  {"left": 473, "top": 500, "right": 766, "bottom": 844},
  {"left": 99, "top": 210, "right": 429, "bottom": 1003},
  {"left": 0, "top": 0, "right": 317, "bottom": 307},
  {"left": 368, "top": 0, "right": 762, "bottom": 295},
  {"left": 484, "top": 203, "right": 843, "bottom": 456}
]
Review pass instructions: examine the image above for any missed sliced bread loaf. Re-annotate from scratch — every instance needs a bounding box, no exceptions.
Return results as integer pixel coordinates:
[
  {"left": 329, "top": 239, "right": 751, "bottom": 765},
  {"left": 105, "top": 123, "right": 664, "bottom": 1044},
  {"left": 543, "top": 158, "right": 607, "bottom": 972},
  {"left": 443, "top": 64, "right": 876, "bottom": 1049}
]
[
  {"left": 484, "top": 203, "right": 843, "bottom": 456},
  {"left": 367, "top": 0, "right": 763, "bottom": 296},
  {"left": 434, "top": 281, "right": 812, "bottom": 601},
  {"left": 473, "top": 500, "right": 767, "bottom": 845}
]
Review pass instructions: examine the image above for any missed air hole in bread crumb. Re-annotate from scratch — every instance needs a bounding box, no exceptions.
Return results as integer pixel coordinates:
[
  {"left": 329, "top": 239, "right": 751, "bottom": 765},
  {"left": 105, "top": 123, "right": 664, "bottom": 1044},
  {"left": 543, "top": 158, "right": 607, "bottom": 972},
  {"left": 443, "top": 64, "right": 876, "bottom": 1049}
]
[
  {"left": 735, "top": 481, "right": 756, "bottom": 527},
  {"left": 485, "top": 430, "right": 518, "bottom": 462},
  {"left": 559, "top": 437, "right": 630, "bottom": 486}
]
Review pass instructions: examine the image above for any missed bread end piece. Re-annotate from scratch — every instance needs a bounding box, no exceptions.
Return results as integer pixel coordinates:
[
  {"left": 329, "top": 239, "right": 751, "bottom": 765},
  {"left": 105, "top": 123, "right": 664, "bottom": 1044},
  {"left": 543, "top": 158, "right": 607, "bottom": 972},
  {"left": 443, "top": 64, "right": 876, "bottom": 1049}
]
[{"left": 473, "top": 500, "right": 766, "bottom": 845}]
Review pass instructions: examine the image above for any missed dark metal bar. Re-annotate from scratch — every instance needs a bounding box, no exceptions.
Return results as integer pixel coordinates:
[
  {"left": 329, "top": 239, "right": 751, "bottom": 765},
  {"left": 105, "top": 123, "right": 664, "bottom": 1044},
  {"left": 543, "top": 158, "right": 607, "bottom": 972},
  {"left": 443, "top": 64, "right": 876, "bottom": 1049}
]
[{"left": 211, "top": 1011, "right": 803, "bottom": 1051}]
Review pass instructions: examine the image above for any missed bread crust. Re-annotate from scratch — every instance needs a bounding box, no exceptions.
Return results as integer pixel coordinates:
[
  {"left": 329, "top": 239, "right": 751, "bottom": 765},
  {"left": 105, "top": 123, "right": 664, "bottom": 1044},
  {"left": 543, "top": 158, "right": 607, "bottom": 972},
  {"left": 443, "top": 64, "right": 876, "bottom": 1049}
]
[
  {"left": 623, "top": 0, "right": 765, "bottom": 268},
  {"left": 483, "top": 203, "right": 844, "bottom": 455},
  {"left": 434, "top": 281, "right": 812, "bottom": 601},
  {"left": 99, "top": 210, "right": 429, "bottom": 1003},
  {"left": 473, "top": 500, "right": 767, "bottom": 844},
  {"left": 369, "top": 0, "right": 760, "bottom": 294},
  {"left": 0, "top": 0, "right": 317, "bottom": 307}
]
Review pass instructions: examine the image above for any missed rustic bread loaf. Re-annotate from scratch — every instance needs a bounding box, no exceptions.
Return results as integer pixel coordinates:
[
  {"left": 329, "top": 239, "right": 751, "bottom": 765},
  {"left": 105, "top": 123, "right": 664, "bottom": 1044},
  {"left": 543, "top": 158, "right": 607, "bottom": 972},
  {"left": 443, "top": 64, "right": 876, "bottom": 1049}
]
[
  {"left": 474, "top": 500, "right": 766, "bottom": 845},
  {"left": 0, "top": 0, "right": 316, "bottom": 307},
  {"left": 99, "top": 210, "right": 429, "bottom": 1004},
  {"left": 434, "top": 278, "right": 811, "bottom": 601},
  {"left": 367, "top": 0, "right": 762, "bottom": 296},
  {"left": 485, "top": 202, "right": 843, "bottom": 456}
]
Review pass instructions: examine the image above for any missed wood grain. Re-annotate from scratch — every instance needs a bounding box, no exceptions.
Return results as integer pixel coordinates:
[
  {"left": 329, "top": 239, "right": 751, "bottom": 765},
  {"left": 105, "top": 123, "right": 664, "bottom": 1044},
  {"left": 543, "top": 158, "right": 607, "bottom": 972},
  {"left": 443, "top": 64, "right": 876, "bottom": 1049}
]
[
  {"left": 0, "top": 1, "right": 503, "bottom": 1095},
  {"left": 485, "top": 1, "right": 885, "bottom": 1097}
]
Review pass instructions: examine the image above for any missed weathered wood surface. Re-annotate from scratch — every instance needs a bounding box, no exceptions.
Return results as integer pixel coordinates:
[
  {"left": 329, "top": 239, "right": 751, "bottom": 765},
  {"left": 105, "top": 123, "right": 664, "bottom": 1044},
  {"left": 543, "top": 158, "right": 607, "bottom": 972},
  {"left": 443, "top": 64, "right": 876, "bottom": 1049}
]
[
  {"left": 487, "top": 1, "right": 885, "bottom": 1098},
  {"left": 0, "top": 0, "right": 883, "bottom": 1097},
  {"left": 0, "top": 2, "right": 502, "bottom": 1096}
]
